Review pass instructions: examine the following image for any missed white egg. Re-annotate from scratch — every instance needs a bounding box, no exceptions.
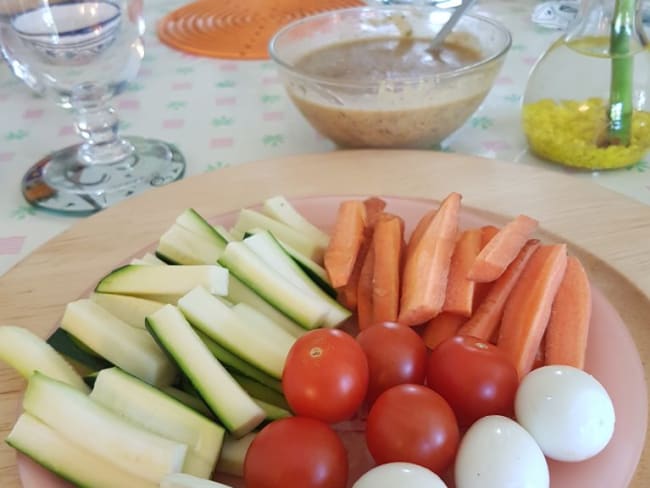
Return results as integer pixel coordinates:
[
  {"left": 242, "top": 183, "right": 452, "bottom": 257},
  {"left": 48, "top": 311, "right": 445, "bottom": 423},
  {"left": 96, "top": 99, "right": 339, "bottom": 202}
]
[
  {"left": 352, "top": 462, "right": 447, "bottom": 488},
  {"left": 455, "top": 415, "right": 549, "bottom": 488},
  {"left": 515, "top": 365, "right": 615, "bottom": 462}
]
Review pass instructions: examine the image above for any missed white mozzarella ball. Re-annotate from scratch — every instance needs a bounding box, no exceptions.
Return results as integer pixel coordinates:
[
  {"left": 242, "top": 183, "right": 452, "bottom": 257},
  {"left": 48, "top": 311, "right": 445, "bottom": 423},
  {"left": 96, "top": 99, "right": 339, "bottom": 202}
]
[
  {"left": 353, "top": 462, "right": 447, "bottom": 488},
  {"left": 455, "top": 415, "right": 549, "bottom": 488},
  {"left": 515, "top": 365, "right": 615, "bottom": 462}
]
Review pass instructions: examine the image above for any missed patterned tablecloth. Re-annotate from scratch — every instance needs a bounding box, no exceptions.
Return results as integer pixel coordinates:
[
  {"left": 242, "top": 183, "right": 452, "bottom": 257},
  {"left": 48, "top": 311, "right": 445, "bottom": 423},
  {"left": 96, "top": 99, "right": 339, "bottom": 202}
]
[{"left": 1, "top": 0, "right": 649, "bottom": 276}]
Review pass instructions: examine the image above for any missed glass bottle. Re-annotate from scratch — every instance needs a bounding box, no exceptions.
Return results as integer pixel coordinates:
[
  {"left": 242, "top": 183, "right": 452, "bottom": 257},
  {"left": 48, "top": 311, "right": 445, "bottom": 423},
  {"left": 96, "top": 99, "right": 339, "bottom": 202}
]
[{"left": 523, "top": 0, "right": 650, "bottom": 170}]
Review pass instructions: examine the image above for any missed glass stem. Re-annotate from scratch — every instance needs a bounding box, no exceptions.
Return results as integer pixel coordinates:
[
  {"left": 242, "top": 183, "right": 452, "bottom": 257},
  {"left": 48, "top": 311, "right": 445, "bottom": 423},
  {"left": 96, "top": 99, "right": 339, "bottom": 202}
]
[
  {"left": 608, "top": 0, "right": 636, "bottom": 146},
  {"left": 71, "top": 82, "right": 134, "bottom": 166}
]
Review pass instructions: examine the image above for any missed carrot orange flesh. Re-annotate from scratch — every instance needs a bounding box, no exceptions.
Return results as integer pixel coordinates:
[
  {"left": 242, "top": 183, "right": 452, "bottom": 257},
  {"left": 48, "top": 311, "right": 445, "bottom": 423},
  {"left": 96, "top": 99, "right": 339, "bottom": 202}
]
[
  {"left": 532, "top": 336, "right": 546, "bottom": 371},
  {"left": 363, "top": 197, "right": 387, "bottom": 230},
  {"left": 472, "top": 225, "right": 502, "bottom": 308},
  {"left": 481, "top": 225, "right": 500, "bottom": 247},
  {"left": 443, "top": 228, "right": 482, "bottom": 317},
  {"left": 399, "top": 192, "right": 461, "bottom": 326},
  {"left": 324, "top": 201, "right": 367, "bottom": 288},
  {"left": 421, "top": 312, "right": 467, "bottom": 350},
  {"left": 468, "top": 215, "right": 539, "bottom": 283},
  {"left": 458, "top": 239, "right": 541, "bottom": 342},
  {"left": 405, "top": 208, "right": 437, "bottom": 261},
  {"left": 338, "top": 197, "right": 387, "bottom": 309},
  {"left": 497, "top": 243, "right": 568, "bottom": 378},
  {"left": 544, "top": 256, "right": 592, "bottom": 370},
  {"left": 338, "top": 240, "right": 368, "bottom": 311},
  {"left": 371, "top": 214, "right": 404, "bottom": 324},
  {"left": 356, "top": 240, "right": 375, "bottom": 331}
]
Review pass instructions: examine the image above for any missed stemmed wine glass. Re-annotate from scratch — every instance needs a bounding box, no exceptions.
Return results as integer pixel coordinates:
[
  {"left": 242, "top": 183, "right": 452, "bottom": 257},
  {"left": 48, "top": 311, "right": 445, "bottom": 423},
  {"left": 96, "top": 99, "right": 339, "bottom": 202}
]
[{"left": 0, "top": 0, "right": 185, "bottom": 214}]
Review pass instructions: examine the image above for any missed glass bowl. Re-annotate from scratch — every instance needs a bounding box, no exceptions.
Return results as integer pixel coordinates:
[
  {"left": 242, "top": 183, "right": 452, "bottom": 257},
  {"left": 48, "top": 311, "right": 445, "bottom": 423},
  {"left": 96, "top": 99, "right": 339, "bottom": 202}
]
[{"left": 269, "top": 7, "right": 512, "bottom": 149}]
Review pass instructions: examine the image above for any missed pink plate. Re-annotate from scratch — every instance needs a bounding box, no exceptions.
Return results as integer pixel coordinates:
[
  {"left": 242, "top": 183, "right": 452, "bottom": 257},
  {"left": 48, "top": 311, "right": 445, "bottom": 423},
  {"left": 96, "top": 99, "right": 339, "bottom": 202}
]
[{"left": 17, "top": 196, "right": 648, "bottom": 488}]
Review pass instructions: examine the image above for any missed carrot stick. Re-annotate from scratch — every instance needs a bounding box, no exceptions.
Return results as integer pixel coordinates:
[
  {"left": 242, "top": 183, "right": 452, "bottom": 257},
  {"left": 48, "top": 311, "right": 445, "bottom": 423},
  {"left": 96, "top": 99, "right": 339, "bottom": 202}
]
[
  {"left": 405, "top": 208, "right": 437, "bottom": 261},
  {"left": 472, "top": 225, "right": 502, "bottom": 309},
  {"left": 443, "top": 228, "right": 482, "bottom": 317},
  {"left": 421, "top": 312, "right": 467, "bottom": 350},
  {"left": 363, "top": 197, "right": 387, "bottom": 230},
  {"left": 357, "top": 240, "right": 375, "bottom": 331},
  {"left": 399, "top": 192, "right": 461, "bottom": 326},
  {"left": 532, "top": 336, "right": 546, "bottom": 370},
  {"left": 338, "top": 197, "right": 386, "bottom": 309},
  {"left": 497, "top": 244, "right": 568, "bottom": 378},
  {"left": 481, "top": 225, "right": 500, "bottom": 246},
  {"left": 338, "top": 240, "right": 369, "bottom": 311},
  {"left": 371, "top": 214, "right": 405, "bottom": 323},
  {"left": 468, "top": 215, "right": 539, "bottom": 283},
  {"left": 458, "top": 239, "right": 541, "bottom": 341},
  {"left": 324, "top": 201, "right": 367, "bottom": 288},
  {"left": 544, "top": 256, "right": 592, "bottom": 370}
]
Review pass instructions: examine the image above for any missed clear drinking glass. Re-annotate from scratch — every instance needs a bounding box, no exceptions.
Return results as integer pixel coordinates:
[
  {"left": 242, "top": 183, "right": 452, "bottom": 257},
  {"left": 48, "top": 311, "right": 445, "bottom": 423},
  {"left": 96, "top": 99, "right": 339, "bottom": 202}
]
[{"left": 0, "top": 0, "right": 185, "bottom": 214}]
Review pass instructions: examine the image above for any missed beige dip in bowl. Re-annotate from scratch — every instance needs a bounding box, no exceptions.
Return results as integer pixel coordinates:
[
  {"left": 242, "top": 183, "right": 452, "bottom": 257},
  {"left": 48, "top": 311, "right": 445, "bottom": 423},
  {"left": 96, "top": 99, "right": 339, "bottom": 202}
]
[{"left": 269, "top": 7, "right": 511, "bottom": 149}]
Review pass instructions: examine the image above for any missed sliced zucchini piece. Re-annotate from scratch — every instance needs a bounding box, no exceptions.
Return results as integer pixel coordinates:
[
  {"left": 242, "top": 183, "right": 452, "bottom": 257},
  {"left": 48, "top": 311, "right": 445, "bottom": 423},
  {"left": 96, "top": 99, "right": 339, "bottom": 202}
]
[
  {"left": 262, "top": 195, "right": 330, "bottom": 247},
  {"left": 157, "top": 224, "right": 223, "bottom": 265},
  {"left": 90, "top": 292, "right": 165, "bottom": 329},
  {"left": 213, "top": 224, "right": 235, "bottom": 242},
  {"left": 47, "top": 328, "right": 112, "bottom": 372},
  {"left": 83, "top": 370, "right": 100, "bottom": 388},
  {"left": 216, "top": 433, "right": 256, "bottom": 477},
  {"left": 23, "top": 373, "right": 187, "bottom": 484},
  {"left": 178, "top": 286, "right": 290, "bottom": 379},
  {"left": 146, "top": 305, "right": 265, "bottom": 437},
  {"left": 243, "top": 228, "right": 336, "bottom": 299},
  {"left": 254, "top": 398, "right": 292, "bottom": 421},
  {"left": 230, "top": 371, "right": 291, "bottom": 411},
  {"left": 176, "top": 209, "right": 228, "bottom": 244},
  {"left": 181, "top": 456, "right": 218, "bottom": 482},
  {"left": 131, "top": 252, "right": 167, "bottom": 265},
  {"left": 197, "top": 328, "right": 283, "bottom": 393},
  {"left": 91, "top": 368, "right": 224, "bottom": 479},
  {"left": 7, "top": 413, "right": 157, "bottom": 488},
  {"left": 228, "top": 227, "right": 245, "bottom": 241},
  {"left": 243, "top": 231, "right": 350, "bottom": 327},
  {"left": 226, "top": 274, "right": 307, "bottom": 337},
  {"left": 61, "top": 299, "right": 177, "bottom": 386},
  {"left": 161, "top": 386, "right": 214, "bottom": 419},
  {"left": 276, "top": 237, "right": 336, "bottom": 298},
  {"left": 0, "top": 326, "right": 89, "bottom": 393},
  {"left": 218, "top": 241, "right": 328, "bottom": 329},
  {"left": 233, "top": 208, "right": 324, "bottom": 262},
  {"left": 230, "top": 302, "right": 296, "bottom": 352},
  {"left": 96, "top": 264, "right": 228, "bottom": 298}
]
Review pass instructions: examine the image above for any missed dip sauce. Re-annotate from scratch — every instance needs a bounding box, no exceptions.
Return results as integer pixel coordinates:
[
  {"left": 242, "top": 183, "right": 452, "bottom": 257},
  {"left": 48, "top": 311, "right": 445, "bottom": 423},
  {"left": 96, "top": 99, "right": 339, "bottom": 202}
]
[
  {"left": 287, "top": 35, "right": 496, "bottom": 148},
  {"left": 295, "top": 37, "right": 482, "bottom": 82}
]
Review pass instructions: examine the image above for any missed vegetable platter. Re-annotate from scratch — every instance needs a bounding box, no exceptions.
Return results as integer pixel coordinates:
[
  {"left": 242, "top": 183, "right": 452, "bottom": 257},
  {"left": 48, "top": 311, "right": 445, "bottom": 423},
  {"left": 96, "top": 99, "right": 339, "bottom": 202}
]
[{"left": 0, "top": 150, "right": 649, "bottom": 487}]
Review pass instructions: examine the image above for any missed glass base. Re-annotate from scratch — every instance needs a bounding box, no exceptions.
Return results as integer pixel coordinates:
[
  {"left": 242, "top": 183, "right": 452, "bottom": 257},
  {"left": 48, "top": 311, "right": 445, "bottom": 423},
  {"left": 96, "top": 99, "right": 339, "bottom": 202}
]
[{"left": 21, "top": 136, "right": 186, "bottom": 215}]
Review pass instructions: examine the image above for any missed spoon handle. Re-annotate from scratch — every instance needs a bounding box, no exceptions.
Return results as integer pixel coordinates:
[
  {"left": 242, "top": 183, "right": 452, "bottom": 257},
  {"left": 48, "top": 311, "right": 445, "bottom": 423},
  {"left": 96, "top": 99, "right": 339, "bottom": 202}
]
[{"left": 429, "top": 0, "right": 477, "bottom": 50}]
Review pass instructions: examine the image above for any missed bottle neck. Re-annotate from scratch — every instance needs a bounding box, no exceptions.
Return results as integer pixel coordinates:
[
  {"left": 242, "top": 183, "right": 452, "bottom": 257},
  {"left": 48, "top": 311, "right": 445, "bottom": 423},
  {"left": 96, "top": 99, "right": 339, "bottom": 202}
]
[{"left": 564, "top": 0, "right": 646, "bottom": 55}]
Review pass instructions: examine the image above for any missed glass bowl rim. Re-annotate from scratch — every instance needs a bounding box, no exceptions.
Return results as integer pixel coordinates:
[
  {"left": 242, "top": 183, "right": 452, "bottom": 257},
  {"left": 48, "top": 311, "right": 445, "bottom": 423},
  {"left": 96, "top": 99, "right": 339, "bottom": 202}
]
[{"left": 268, "top": 6, "right": 513, "bottom": 88}]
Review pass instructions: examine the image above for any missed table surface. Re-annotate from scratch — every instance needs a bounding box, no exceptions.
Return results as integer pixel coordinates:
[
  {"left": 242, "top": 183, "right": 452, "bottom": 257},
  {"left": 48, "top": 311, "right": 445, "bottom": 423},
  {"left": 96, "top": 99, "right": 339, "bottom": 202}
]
[{"left": 1, "top": 0, "right": 650, "bottom": 277}]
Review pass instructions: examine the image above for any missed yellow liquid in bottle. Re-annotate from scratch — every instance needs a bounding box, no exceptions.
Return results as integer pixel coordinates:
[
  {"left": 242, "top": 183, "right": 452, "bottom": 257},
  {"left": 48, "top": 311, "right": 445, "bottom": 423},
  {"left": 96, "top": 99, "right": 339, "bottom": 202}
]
[{"left": 523, "top": 36, "right": 650, "bottom": 169}]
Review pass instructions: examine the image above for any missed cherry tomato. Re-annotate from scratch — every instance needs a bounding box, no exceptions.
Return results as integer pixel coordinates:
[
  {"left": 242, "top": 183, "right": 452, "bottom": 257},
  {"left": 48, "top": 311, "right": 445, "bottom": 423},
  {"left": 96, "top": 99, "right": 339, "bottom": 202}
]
[
  {"left": 244, "top": 417, "right": 348, "bottom": 488},
  {"left": 356, "top": 322, "right": 428, "bottom": 404},
  {"left": 426, "top": 335, "right": 519, "bottom": 427},
  {"left": 283, "top": 328, "right": 368, "bottom": 423},
  {"left": 365, "top": 384, "right": 460, "bottom": 475}
]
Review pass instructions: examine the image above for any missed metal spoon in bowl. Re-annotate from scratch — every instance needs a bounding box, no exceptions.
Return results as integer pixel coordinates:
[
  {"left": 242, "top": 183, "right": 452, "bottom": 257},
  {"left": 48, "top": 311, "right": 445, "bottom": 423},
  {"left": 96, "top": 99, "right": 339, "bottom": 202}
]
[{"left": 428, "top": 0, "right": 477, "bottom": 52}]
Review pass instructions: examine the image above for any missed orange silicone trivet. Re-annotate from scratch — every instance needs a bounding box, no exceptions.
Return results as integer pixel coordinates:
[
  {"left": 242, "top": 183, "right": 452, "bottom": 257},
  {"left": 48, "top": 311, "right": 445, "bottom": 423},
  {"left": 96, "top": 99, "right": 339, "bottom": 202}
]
[{"left": 157, "top": 0, "right": 364, "bottom": 60}]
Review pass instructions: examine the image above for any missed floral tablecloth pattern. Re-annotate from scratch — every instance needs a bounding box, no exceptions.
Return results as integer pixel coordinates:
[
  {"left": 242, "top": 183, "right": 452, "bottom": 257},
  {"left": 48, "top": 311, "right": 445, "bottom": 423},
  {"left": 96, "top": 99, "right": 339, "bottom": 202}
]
[{"left": 1, "top": 0, "right": 648, "bottom": 276}]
